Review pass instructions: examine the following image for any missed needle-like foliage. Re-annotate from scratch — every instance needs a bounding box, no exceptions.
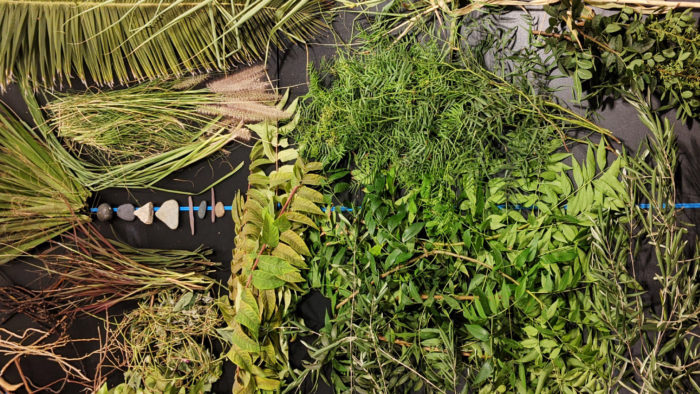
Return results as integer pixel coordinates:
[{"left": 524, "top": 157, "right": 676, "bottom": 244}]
[
  {"left": 0, "top": 101, "right": 90, "bottom": 264},
  {"left": 0, "top": 0, "right": 330, "bottom": 89},
  {"left": 293, "top": 34, "right": 615, "bottom": 208}
]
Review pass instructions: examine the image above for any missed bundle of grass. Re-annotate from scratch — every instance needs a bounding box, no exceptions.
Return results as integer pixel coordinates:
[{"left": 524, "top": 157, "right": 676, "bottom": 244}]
[
  {"left": 0, "top": 0, "right": 330, "bottom": 89},
  {"left": 0, "top": 102, "right": 90, "bottom": 265},
  {"left": 34, "top": 222, "right": 218, "bottom": 314},
  {"left": 46, "top": 66, "right": 288, "bottom": 165},
  {"left": 22, "top": 76, "right": 291, "bottom": 191},
  {"left": 96, "top": 291, "right": 227, "bottom": 393}
]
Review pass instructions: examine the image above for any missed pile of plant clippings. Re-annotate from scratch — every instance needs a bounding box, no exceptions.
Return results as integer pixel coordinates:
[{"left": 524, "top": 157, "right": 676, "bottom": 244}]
[{"left": 0, "top": 1, "right": 698, "bottom": 393}]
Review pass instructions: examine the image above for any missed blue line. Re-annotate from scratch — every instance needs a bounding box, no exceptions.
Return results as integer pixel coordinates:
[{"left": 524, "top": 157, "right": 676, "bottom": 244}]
[
  {"left": 89, "top": 205, "right": 354, "bottom": 213},
  {"left": 89, "top": 203, "right": 696, "bottom": 214}
]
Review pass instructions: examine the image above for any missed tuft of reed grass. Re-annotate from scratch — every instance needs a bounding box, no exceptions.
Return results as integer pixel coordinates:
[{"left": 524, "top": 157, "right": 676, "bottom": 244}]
[
  {"left": 0, "top": 101, "right": 90, "bottom": 265},
  {"left": 32, "top": 222, "right": 218, "bottom": 315},
  {"left": 45, "top": 67, "right": 283, "bottom": 166}
]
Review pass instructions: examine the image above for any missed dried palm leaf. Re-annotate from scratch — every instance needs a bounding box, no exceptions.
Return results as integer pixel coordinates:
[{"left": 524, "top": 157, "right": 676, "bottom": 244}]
[{"left": 0, "top": 0, "right": 330, "bottom": 89}]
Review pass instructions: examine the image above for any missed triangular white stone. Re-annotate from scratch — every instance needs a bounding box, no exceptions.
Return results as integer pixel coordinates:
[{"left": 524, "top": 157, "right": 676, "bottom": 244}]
[
  {"left": 134, "top": 202, "right": 154, "bottom": 225},
  {"left": 155, "top": 199, "right": 179, "bottom": 230}
]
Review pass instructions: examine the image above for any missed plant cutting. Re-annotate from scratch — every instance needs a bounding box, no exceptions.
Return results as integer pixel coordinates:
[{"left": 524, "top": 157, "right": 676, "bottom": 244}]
[
  {"left": 31, "top": 222, "right": 218, "bottom": 315},
  {"left": 337, "top": 0, "right": 700, "bottom": 47},
  {"left": 45, "top": 66, "right": 288, "bottom": 165},
  {"left": 0, "top": 0, "right": 330, "bottom": 89},
  {"left": 293, "top": 138, "right": 631, "bottom": 391},
  {"left": 585, "top": 96, "right": 700, "bottom": 392},
  {"left": 292, "top": 33, "right": 616, "bottom": 231},
  {"left": 0, "top": 321, "right": 97, "bottom": 393},
  {"left": 220, "top": 103, "right": 329, "bottom": 392},
  {"left": 96, "top": 291, "right": 228, "bottom": 393},
  {"left": 538, "top": 4, "right": 699, "bottom": 120},
  {"left": 0, "top": 101, "right": 90, "bottom": 264}
]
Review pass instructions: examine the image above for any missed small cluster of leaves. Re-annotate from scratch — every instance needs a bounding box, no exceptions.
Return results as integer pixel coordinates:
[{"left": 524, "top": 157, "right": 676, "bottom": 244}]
[
  {"left": 294, "top": 136, "right": 635, "bottom": 392},
  {"left": 221, "top": 101, "right": 329, "bottom": 393},
  {"left": 540, "top": 2, "right": 699, "bottom": 120},
  {"left": 98, "top": 291, "right": 226, "bottom": 394}
]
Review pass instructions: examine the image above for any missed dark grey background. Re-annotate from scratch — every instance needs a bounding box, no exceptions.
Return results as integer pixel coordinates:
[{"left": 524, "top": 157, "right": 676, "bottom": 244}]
[{"left": 0, "top": 9, "right": 698, "bottom": 393}]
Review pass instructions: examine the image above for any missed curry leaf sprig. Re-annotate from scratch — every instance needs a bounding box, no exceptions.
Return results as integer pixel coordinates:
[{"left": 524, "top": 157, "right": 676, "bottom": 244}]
[{"left": 294, "top": 137, "right": 633, "bottom": 392}]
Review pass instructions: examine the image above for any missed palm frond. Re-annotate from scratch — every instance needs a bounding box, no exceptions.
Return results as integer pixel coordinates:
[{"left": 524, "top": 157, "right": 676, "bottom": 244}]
[{"left": 0, "top": 0, "right": 331, "bottom": 89}]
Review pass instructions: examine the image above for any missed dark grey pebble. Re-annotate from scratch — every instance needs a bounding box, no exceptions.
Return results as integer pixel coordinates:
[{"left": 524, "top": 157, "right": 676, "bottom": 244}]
[
  {"left": 96, "top": 203, "right": 113, "bottom": 222},
  {"left": 198, "top": 200, "right": 207, "bottom": 219},
  {"left": 117, "top": 203, "right": 136, "bottom": 221}
]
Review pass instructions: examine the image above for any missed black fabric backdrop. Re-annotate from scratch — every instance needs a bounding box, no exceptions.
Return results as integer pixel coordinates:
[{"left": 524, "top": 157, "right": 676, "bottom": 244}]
[{"left": 0, "top": 10, "right": 698, "bottom": 394}]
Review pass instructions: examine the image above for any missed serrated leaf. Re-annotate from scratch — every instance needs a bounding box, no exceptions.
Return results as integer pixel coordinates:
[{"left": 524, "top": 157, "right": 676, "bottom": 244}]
[
  {"left": 596, "top": 138, "right": 607, "bottom": 171},
  {"left": 276, "top": 270, "right": 305, "bottom": 283},
  {"left": 252, "top": 270, "right": 286, "bottom": 290},
  {"left": 269, "top": 172, "right": 293, "bottom": 188},
  {"left": 277, "top": 149, "right": 298, "bottom": 162},
  {"left": 304, "top": 161, "right": 323, "bottom": 172},
  {"left": 302, "top": 173, "right": 324, "bottom": 186},
  {"left": 261, "top": 210, "right": 279, "bottom": 248},
  {"left": 280, "top": 230, "right": 310, "bottom": 256},
  {"left": 585, "top": 144, "right": 596, "bottom": 181},
  {"left": 248, "top": 173, "right": 269, "bottom": 187},
  {"left": 256, "top": 255, "right": 296, "bottom": 275},
  {"left": 272, "top": 243, "right": 307, "bottom": 269},
  {"left": 571, "top": 158, "right": 583, "bottom": 187},
  {"left": 280, "top": 212, "right": 318, "bottom": 230},
  {"left": 291, "top": 196, "right": 324, "bottom": 216},
  {"left": 523, "top": 326, "right": 538, "bottom": 337},
  {"left": 297, "top": 186, "right": 325, "bottom": 203},
  {"left": 249, "top": 158, "right": 273, "bottom": 171},
  {"left": 235, "top": 286, "right": 260, "bottom": 336}
]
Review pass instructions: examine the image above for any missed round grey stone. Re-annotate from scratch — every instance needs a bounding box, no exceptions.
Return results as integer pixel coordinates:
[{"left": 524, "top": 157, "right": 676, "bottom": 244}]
[
  {"left": 198, "top": 200, "right": 207, "bottom": 219},
  {"left": 116, "top": 203, "right": 136, "bottom": 221},
  {"left": 96, "top": 203, "right": 113, "bottom": 222}
]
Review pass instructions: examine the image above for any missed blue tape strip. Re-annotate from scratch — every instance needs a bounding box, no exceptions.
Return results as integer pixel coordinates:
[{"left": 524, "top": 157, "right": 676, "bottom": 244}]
[
  {"left": 90, "top": 203, "right": 696, "bottom": 214},
  {"left": 90, "top": 205, "right": 354, "bottom": 213}
]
